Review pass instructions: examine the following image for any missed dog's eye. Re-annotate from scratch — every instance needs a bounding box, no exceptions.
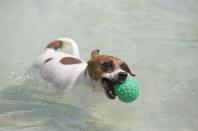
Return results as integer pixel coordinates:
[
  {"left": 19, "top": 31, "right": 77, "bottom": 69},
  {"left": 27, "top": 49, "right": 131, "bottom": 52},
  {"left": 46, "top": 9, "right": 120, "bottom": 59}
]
[
  {"left": 102, "top": 61, "right": 112, "bottom": 67},
  {"left": 101, "top": 61, "right": 113, "bottom": 71}
]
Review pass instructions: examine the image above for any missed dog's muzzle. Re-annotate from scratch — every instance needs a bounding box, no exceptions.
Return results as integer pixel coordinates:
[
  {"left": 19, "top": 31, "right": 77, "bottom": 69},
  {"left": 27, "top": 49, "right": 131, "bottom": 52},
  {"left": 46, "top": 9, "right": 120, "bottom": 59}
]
[
  {"left": 101, "top": 72, "right": 128, "bottom": 99},
  {"left": 117, "top": 72, "right": 128, "bottom": 82}
]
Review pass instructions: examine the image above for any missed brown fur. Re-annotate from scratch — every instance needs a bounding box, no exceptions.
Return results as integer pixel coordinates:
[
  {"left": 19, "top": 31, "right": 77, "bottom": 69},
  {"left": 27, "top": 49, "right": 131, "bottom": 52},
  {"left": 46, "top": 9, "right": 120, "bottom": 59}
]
[
  {"left": 60, "top": 57, "right": 82, "bottom": 65},
  {"left": 120, "top": 62, "right": 136, "bottom": 76},
  {"left": 46, "top": 40, "right": 63, "bottom": 50}
]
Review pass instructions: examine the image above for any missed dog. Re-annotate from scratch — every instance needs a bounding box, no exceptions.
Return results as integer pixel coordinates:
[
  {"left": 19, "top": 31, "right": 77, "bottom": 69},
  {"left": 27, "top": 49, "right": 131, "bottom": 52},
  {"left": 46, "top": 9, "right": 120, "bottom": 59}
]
[{"left": 34, "top": 38, "right": 135, "bottom": 99}]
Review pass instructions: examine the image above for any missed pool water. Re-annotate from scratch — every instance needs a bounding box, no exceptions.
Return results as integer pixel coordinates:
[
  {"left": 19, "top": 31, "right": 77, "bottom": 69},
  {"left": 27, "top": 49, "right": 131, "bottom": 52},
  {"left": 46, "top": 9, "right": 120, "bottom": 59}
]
[{"left": 0, "top": 0, "right": 198, "bottom": 130}]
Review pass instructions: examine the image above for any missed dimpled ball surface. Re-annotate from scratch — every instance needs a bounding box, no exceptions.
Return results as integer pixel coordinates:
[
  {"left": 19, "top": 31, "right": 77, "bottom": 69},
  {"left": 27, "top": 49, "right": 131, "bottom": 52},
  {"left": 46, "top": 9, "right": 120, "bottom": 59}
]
[{"left": 114, "top": 77, "right": 140, "bottom": 103}]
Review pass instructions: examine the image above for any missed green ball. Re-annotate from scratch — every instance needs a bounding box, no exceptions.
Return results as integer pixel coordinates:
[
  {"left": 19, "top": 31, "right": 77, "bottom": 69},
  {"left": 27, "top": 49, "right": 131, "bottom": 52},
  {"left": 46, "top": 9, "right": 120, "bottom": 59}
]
[{"left": 114, "top": 77, "right": 140, "bottom": 103}]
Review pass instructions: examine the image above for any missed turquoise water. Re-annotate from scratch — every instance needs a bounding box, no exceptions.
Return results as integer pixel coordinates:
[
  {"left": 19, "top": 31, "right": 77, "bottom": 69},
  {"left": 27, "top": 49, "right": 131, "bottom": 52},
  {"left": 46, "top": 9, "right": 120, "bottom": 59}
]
[{"left": 0, "top": 0, "right": 198, "bottom": 130}]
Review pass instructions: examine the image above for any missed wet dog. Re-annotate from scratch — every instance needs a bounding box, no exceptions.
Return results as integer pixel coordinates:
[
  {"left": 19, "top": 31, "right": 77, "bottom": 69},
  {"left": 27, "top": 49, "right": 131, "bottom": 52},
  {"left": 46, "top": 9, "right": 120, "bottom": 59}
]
[{"left": 34, "top": 38, "right": 135, "bottom": 99}]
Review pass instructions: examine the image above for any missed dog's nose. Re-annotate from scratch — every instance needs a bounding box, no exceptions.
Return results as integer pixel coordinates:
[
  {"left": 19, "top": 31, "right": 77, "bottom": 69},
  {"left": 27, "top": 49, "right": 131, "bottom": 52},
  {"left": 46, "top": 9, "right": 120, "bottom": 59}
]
[{"left": 118, "top": 72, "right": 128, "bottom": 81}]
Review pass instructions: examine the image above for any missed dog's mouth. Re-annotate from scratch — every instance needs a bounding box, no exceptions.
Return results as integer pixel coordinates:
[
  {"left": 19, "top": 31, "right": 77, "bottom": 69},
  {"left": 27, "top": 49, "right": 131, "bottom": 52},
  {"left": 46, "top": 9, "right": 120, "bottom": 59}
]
[{"left": 101, "top": 78, "right": 117, "bottom": 99}]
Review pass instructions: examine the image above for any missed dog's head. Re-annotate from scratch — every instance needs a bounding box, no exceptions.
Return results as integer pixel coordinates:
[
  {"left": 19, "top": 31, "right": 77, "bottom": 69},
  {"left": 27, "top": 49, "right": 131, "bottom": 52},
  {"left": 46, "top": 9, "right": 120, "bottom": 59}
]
[{"left": 86, "top": 49, "right": 136, "bottom": 99}]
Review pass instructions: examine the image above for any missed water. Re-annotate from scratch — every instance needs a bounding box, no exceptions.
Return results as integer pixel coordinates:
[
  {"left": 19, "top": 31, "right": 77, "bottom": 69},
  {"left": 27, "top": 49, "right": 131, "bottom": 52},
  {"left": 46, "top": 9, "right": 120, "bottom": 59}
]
[{"left": 0, "top": 0, "right": 198, "bottom": 130}]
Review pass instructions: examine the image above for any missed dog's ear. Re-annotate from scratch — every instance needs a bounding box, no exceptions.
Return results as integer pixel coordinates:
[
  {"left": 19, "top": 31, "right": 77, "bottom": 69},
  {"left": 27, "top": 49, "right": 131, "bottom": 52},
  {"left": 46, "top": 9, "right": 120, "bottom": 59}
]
[
  {"left": 120, "top": 62, "right": 136, "bottom": 76},
  {"left": 91, "top": 49, "right": 100, "bottom": 58}
]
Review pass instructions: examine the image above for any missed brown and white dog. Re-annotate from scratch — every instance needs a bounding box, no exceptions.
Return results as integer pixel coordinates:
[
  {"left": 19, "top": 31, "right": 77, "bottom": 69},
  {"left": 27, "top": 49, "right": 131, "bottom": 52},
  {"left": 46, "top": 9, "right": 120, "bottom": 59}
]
[{"left": 34, "top": 38, "right": 135, "bottom": 99}]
